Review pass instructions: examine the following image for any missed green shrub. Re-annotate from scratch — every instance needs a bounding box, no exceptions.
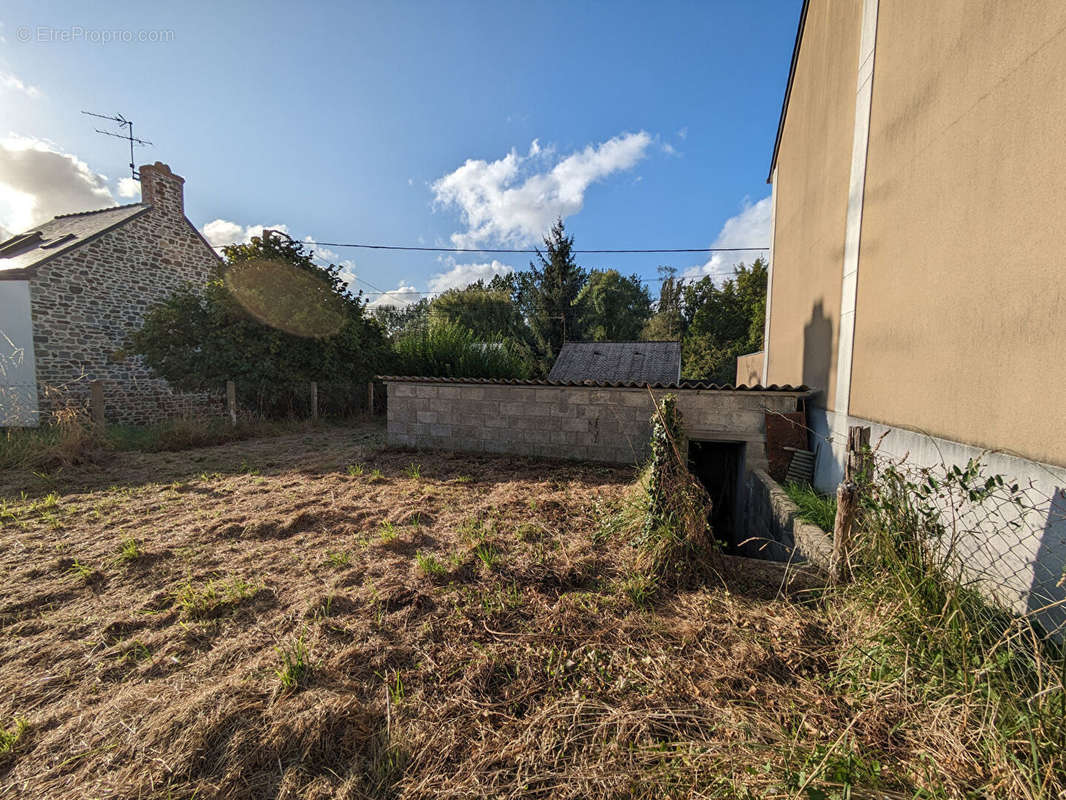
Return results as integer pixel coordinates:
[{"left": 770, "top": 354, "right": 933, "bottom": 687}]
[
  {"left": 393, "top": 320, "right": 529, "bottom": 379},
  {"left": 130, "top": 232, "right": 389, "bottom": 417}
]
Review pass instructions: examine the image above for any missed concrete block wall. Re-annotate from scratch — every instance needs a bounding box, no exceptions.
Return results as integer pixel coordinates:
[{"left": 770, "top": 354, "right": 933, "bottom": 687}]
[
  {"left": 385, "top": 380, "right": 804, "bottom": 466},
  {"left": 744, "top": 468, "right": 833, "bottom": 571}
]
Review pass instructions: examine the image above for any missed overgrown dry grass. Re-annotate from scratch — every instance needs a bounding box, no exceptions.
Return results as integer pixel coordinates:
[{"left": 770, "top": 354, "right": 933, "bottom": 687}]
[{"left": 0, "top": 423, "right": 1057, "bottom": 798}]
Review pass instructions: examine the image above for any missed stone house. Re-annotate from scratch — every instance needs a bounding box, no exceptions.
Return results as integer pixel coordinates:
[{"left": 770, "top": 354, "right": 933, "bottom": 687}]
[{"left": 0, "top": 162, "right": 221, "bottom": 425}]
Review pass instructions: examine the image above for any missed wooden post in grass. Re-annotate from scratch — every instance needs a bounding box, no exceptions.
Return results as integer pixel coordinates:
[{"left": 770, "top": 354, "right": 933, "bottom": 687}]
[
  {"left": 831, "top": 425, "right": 870, "bottom": 585},
  {"left": 367, "top": 381, "right": 375, "bottom": 416},
  {"left": 831, "top": 481, "right": 858, "bottom": 585},
  {"left": 90, "top": 381, "right": 105, "bottom": 427},
  {"left": 310, "top": 381, "right": 319, "bottom": 423},
  {"left": 226, "top": 380, "right": 237, "bottom": 427}
]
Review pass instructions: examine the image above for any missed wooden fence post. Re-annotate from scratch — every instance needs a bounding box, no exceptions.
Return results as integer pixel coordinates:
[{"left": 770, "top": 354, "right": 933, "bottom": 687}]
[
  {"left": 831, "top": 481, "right": 858, "bottom": 585},
  {"left": 830, "top": 425, "right": 871, "bottom": 585},
  {"left": 90, "top": 381, "right": 105, "bottom": 427},
  {"left": 310, "top": 381, "right": 319, "bottom": 423},
  {"left": 226, "top": 380, "right": 237, "bottom": 427},
  {"left": 367, "top": 381, "right": 375, "bottom": 417}
]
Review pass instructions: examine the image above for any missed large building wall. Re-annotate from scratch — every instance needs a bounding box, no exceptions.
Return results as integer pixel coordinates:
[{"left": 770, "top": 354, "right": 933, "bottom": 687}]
[
  {"left": 848, "top": 1, "right": 1066, "bottom": 467},
  {"left": 28, "top": 165, "right": 221, "bottom": 424},
  {"left": 764, "top": 0, "right": 862, "bottom": 410}
]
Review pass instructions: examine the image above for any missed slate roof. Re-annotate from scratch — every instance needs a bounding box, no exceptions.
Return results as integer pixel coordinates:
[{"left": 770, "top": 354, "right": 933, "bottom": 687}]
[
  {"left": 376, "top": 375, "right": 809, "bottom": 392},
  {"left": 547, "top": 341, "right": 681, "bottom": 385},
  {"left": 0, "top": 203, "right": 150, "bottom": 277}
]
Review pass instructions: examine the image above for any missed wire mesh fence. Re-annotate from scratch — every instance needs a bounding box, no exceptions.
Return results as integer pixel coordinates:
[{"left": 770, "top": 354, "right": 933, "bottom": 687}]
[{"left": 849, "top": 434, "right": 1066, "bottom": 642}]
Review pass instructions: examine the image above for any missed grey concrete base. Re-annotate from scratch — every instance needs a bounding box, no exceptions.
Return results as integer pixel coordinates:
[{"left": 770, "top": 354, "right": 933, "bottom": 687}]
[{"left": 743, "top": 468, "right": 832, "bottom": 572}]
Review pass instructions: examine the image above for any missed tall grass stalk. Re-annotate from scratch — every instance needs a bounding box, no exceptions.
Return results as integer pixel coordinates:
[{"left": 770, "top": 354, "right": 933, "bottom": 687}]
[
  {"left": 393, "top": 320, "right": 529, "bottom": 379},
  {"left": 835, "top": 461, "right": 1066, "bottom": 797}
]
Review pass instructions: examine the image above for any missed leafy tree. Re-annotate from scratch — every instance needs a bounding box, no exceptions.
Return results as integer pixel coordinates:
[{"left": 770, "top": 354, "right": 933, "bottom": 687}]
[
  {"left": 430, "top": 281, "right": 530, "bottom": 344},
  {"left": 680, "top": 258, "right": 767, "bottom": 383},
  {"left": 521, "top": 219, "right": 587, "bottom": 362},
  {"left": 577, "top": 269, "right": 652, "bottom": 341},
  {"left": 371, "top": 298, "right": 430, "bottom": 339},
  {"left": 131, "top": 232, "right": 389, "bottom": 416},
  {"left": 641, "top": 266, "right": 684, "bottom": 341}
]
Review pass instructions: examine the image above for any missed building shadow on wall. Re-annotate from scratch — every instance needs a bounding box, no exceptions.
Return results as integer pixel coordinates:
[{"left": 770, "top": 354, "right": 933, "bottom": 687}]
[
  {"left": 1029, "top": 488, "right": 1066, "bottom": 638},
  {"left": 802, "top": 300, "right": 833, "bottom": 404},
  {"left": 800, "top": 300, "right": 835, "bottom": 478}
]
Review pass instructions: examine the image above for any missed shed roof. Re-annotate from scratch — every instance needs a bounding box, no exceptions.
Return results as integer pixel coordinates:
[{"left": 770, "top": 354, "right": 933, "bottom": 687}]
[
  {"left": 377, "top": 375, "right": 809, "bottom": 393},
  {"left": 547, "top": 341, "right": 681, "bottom": 385},
  {"left": 0, "top": 203, "right": 150, "bottom": 277}
]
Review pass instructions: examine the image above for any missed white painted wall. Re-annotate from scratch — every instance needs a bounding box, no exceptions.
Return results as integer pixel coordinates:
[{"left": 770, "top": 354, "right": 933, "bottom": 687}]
[{"left": 0, "top": 280, "right": 39, "bottom": 426}]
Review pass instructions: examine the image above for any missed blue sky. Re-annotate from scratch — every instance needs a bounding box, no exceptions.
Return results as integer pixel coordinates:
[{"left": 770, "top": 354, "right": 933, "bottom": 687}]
[{"left": 0, "top": 1, "right": 801, "bottom": 305}]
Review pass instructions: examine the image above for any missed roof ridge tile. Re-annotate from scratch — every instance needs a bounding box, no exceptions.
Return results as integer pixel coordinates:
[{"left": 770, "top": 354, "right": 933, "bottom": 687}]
[{"left": 53, "top": 202, "right": 147, "bottom": 220}]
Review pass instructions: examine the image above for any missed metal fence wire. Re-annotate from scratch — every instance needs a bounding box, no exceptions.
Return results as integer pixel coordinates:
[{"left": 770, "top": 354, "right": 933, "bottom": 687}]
[{"left": 854, "top": 441, "right": 1066, "bottom": 642}]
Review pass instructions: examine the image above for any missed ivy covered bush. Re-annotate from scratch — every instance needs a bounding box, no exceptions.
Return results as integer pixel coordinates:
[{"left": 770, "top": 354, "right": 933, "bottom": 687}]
[{"left": 639, "top": 394, "right": 720, "bottom": 591}]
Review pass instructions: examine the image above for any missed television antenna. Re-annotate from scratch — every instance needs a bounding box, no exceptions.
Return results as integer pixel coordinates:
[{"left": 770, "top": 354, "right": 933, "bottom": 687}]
[{"left": 82, "top": 111, "right": 152, "bottom": 179}]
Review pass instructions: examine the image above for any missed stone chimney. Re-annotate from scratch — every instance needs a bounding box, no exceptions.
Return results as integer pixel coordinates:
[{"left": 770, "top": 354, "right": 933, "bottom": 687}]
[{"left": 138, "top": 162, "right": 186, "bottom": 219}]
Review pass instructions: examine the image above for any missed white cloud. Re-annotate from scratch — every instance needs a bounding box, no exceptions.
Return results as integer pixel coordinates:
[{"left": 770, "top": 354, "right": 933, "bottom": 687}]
[
  {"left": 367, "top": 282, "right": 421, "bottom": 309},
  {"left": 682, "top": 196, "right": 772, "bottom": 284},
  {"left": 678, "top": 126, "right": 688, "bottom": 140},
  {"left": 0, "top": 71, "right": 41, "bottom": 98},
  {"left": 0, "top": 135, "right": 115, "bottom": 236},
  {"left": 117, "top": 176, "right": 140, "bottom": 199},
  {"left": 428, "top": 259, "right": 513, "bottom": 293},
  {"left": 200, "top": 219, "right": 289, "bottom": 248},
  {"left": 433, "top": 131, "right": 653, "bottom": 248}
]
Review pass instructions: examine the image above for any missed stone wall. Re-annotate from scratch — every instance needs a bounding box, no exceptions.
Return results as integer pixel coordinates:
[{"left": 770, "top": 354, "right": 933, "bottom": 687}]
[
  {"left": 28, "top": 164, "right": 221, "bottom": 425},
  {"left": 385, "top": 380, "right": 804, "bottom": 466},
  {"left": 743, "top": 468, "right": 832, "bottom": 571}
]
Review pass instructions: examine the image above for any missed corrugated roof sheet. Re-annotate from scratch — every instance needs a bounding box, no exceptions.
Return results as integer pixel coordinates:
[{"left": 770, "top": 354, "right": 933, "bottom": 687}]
[
  {"left": 547, "top": 341, "right": 681, "bottom": 385},
  {"left": 0, "top": 203, "right": 149, "bottom": 276},
  {"left": 376, "top": 375, "right": 809, "bottom": 393}
]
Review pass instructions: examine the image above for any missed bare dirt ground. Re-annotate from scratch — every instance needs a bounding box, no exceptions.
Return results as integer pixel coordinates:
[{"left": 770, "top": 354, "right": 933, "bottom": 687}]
[{"left": 0, "top": 422, "right": 880, "bottom": 799}]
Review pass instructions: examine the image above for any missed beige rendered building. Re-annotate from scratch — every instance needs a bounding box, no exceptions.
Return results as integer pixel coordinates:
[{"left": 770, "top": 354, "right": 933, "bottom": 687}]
[{"left": 761, "top": 0, "right": 1065, "bottom": 625}]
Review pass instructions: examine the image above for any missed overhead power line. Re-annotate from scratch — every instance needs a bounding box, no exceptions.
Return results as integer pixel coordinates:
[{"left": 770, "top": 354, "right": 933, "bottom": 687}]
[
  {"left": 302, "top": 240, "right": 767, "bottom": 255},
  {"left": 258, "top": 229, "right": 768, "bottom": 300}
]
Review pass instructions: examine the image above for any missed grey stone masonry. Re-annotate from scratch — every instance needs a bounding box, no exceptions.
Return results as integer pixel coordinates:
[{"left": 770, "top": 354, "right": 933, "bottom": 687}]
[
  {"left": 28, "top": 163, "right": 222, "bottom": 424},
  {"left": 385, "top": 380, "right": 804, "bottom": 466},
  {"left": 743, "top": 468, "right": 832, "bottom": 571}
]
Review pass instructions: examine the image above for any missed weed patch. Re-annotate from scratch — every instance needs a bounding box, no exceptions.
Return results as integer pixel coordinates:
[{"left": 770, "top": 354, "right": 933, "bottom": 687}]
[
  {"left": 175, "top": 576, "right": 259, "bottom": 618},
  {"left": 275, "top": 634, "right": 310, "bottom": 690},
  {"left": 784, "top": 481, "right": 837, "bottom": 531}
]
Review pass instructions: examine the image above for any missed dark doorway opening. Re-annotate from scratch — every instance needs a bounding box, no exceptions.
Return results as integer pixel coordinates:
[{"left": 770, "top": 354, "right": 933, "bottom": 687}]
[{"left": 688, "top": 441, "right": 744, "bottom": 550}]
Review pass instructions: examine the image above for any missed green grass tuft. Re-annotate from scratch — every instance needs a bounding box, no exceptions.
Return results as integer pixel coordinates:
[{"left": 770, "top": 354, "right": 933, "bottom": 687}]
[
  {"left": 275, "top": 634, "right": 310, "bottom": 690},
  {"left": 118, "top": 537, "right": 142, "bottom": 563},
  {"left": 0, "top": 717, "right": 29, "bottom": 755},
  {"left": 415, "top": 551, "right": 446, "bottom": 576},
  {"left": 784, "top": 481, "right": 838, "bottom": 532}
]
